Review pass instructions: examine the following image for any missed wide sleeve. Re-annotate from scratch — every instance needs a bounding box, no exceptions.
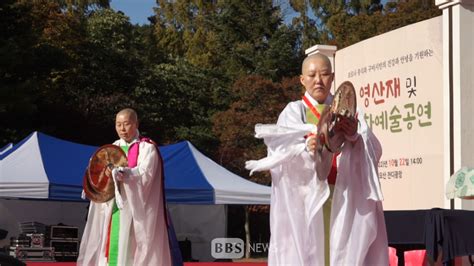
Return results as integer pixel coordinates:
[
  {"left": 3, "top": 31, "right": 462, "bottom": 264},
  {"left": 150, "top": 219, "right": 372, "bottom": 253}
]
[
  {"left": 245, "top": 102, "right": 316, "bottom": 174},
  {"left": 277, "top": 101, "right": 306, "bottom": 127},
  {"left": 125, "top": 142, "right": 160, "bottom": 201},
  {"left": 338, "top": 108, "right": 384, "bottom": 201}
]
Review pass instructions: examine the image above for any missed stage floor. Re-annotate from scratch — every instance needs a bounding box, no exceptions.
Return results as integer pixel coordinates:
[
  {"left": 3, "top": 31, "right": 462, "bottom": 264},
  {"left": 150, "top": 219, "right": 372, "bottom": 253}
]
[{"left": 26, "top": 262, "right": 267, "bottom": 266}]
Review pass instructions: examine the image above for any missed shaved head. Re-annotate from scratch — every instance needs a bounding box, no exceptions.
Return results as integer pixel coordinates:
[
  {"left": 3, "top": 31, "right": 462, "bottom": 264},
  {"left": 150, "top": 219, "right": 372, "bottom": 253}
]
[
  {"left": 116, "top": 108, "right": 138, "bottom": 123},
  {"left": 302, "top": 53, "right": 332, "bottom": 75},
  {"left": 115, "top": 108, "right": 139, "bottom": 142},
  {"left": 300, "top": 53, "right": 334, "bottom": 102}
]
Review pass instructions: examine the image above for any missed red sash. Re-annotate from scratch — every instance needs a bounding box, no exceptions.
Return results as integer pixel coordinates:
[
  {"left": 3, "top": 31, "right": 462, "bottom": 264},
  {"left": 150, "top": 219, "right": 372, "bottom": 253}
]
[
  {"left": 303, "top": 95, "right": 321, "bottom": 120},
  {"left": 303, "top": 95, "right": 338, "bottom": 184}
]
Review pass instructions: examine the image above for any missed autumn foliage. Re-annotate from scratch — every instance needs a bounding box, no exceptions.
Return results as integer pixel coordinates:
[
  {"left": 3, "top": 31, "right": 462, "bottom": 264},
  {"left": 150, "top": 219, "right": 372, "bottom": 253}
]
[{"left": 1, "top": 0, "right": 441, "bottom": 173}]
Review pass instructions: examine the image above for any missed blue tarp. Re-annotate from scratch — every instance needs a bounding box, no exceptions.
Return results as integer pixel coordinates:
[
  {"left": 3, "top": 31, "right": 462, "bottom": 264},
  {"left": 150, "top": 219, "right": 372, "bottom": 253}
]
[{"left": 0, "top": 132, "right": 270, "bottom": 204}]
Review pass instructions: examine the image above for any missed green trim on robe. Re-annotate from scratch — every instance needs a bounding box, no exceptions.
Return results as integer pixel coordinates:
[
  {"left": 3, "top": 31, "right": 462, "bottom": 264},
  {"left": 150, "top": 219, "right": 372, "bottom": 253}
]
[
  {"left": 305, "top": 104, "right": 327, "bottom": 125},
  {"left": 108, "top": 202, "right": 120, "bottom": 266},
  {"left": 306, "top": 104, "right": 331, "bottom": 265},
  {"left": 323, "top": 185, "right": 334, "bottom": 266},
  {"left": 121, "top": 145, "right": 129, "bottom": 155},
  {"left": 107, "top": 145, "right": 129, "bottom": 265}
]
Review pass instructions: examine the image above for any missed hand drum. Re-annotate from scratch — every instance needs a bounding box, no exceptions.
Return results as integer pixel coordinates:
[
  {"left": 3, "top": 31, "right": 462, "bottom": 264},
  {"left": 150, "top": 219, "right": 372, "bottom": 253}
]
[
  {"left": 83, "top": 145, "right": 128, "bottom": 203},
  {"left": 316, "top": 81, "right": 357, "bottom": 153}
]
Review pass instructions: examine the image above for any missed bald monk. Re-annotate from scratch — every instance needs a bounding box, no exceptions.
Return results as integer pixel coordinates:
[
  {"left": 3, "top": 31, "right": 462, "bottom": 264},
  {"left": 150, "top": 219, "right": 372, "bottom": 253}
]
[
  {"left": 78, "top": 108, "right": 176, "bottom": 266},
  {"left": 247, "top": 54, "right": 389, "bottom": 265}
]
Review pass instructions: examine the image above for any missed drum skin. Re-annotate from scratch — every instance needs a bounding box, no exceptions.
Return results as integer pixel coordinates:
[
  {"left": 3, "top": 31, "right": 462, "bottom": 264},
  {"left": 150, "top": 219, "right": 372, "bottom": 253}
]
[
  {"left": 83, "top": 145, "right": 128, "bottom": 203},
  {"left": 316, "top": 81, "right": 357, "bottom": 154}
]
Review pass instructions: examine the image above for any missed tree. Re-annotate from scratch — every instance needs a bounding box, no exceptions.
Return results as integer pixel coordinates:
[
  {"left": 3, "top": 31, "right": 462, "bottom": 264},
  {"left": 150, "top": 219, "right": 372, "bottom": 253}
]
[
  {"left": 288, "top": 0, "right": 322, "bottom": 49},
  {"left": 33, "top": 7, "right": 144, "bottom": 145},
  {"left": 154, "top": 1, "right": 301, "bottom": 81},
  {"left": 154, "top": 0, "right": 218, "bottom": 66},
  {"left": 323, "top": 0, "right": 440, "bottom": 48},
  {"left": 151, "top": 1, "right": 303, "bottom": 155},
  {"left": 213, "top": 75, "right": 301, "bottom": 183},
  {"left": 287, "top": 0, "right": 440, "bottom": 50},
  {"left": 86, "top": 9, "right": 133, "bottom": 53},
  {"left": 0, "top": 0, "right": 83, "bottom": 144},
  {"left": 376, "top": 0, "right": 441, "bottom": 35},
  {"left": 61, "top": 0, "right": 110, "bottom": 12},
  {"left": 133, "top": 59, "right": 226, "bottom": 155}
]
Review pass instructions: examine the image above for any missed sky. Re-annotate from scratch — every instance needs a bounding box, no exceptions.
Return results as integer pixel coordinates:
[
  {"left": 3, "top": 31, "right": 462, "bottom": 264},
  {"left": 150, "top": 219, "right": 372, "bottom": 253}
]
[
  {"left": 110, "top": 1, "right": 390, "bottom": 25},
  {"left": 110, "top": 0, "right": 298, "bottom": 25},
  {"left": 110, "top": 0, "right": 157, "bottom": 25}
]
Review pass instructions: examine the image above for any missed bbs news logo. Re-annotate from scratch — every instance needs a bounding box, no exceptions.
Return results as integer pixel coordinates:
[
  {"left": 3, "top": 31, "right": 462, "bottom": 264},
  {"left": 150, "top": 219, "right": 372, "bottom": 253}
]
[
  {"left": 211, "top": 238, "right": 270, "bottom": 259},
  {"left": 211, "top": 238, "right": 244, "bottom": 259}
]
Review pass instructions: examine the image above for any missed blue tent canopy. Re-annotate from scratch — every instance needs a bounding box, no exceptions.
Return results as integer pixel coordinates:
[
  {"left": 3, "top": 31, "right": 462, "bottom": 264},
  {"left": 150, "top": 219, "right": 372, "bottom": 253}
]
[
  {"left": 0, "top": 143, "right": 13, "bottom": 159},
  {"left": 161, "top": 142, "right": 214, "bottom": 204},
  {"left": 0, "top": 132, "right": 270, "bottom": 204}
]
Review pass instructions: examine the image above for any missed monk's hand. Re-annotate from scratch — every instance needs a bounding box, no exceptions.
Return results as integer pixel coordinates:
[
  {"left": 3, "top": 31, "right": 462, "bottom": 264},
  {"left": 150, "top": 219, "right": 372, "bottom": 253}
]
[
  {"left": 112, "top": 167, "right": 131, "bottom": 182},
  {"left": 334, "top": 115, "right": 358, "bottom": 138},
  {"left": 306, "top": 135, "right": 317, "bottom": 153},
  {"left": 105, "top": 167, "right": 112, "bottom": 177}
]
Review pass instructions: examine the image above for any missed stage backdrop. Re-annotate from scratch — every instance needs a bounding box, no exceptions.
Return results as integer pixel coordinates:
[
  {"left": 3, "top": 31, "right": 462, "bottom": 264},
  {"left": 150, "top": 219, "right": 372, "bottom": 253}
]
[{"left": 335, "top": 16, "right": 444, "bottom": 210}]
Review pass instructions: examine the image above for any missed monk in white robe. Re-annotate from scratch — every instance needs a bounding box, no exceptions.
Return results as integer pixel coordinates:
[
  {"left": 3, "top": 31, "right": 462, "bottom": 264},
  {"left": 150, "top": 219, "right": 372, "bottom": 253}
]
[
  {"left": 78, "top": 108, "right": 172, "bottom": 266},
  {"left": 246, "top": 54, "right": 388, "bottom": 266}
]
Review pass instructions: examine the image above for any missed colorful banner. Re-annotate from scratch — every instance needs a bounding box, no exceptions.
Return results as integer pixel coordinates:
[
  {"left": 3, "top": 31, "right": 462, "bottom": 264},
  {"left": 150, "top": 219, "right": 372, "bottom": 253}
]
[{"left": 335, "top": 17, "right": 444, "bottom": 210}]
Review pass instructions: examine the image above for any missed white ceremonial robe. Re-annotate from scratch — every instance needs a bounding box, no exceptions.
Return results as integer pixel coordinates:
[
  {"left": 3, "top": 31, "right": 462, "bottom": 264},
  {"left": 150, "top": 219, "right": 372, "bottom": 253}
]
[
  {"left": 246, "top": 96, "right": 388, "bottom": 266},
  {"left": 78, "top": 138, "right": 171, "bottom": 266}
]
